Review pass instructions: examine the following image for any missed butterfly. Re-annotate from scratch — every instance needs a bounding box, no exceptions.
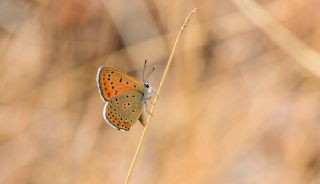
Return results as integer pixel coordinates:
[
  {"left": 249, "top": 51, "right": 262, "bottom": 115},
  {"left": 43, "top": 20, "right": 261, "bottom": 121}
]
[{"left": 96, "top": 63, "right": 155, "bottom": 131}]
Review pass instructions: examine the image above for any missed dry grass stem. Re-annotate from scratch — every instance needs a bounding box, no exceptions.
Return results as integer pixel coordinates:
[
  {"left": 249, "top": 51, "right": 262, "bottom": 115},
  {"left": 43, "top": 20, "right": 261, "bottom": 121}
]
[{"left": 124, "top": 8, "right": 197, "bottom": 184}]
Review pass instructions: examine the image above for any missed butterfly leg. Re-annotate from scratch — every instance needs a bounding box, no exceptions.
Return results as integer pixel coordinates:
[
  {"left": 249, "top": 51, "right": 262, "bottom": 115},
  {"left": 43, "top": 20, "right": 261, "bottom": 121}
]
[
  {"left": 154, "top": 89, "right": 159, "bottom": 98},
  {"left": 148, "top": 92, "right": 159, "bottom": 106},
  {"left": 149, "top": 100, "right": 155, "bottom": 105},
  {"left": 144, "top": 102, "right": 154, "bottom": 116}
]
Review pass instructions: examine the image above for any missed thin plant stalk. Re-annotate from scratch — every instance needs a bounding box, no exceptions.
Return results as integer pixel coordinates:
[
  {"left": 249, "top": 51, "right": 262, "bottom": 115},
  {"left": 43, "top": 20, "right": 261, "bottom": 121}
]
[{"left": 124, "top": 8, "right": 197, "bottom": 184}]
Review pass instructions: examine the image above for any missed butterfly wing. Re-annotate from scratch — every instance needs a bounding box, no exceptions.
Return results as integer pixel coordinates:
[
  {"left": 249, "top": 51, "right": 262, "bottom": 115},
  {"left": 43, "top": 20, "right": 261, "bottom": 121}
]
[
  {"left": 96, "top": 67, "right": 144, "bottom": 102},
  {"left": 103, "top": 90, "right": 144, "bottom": 131}
]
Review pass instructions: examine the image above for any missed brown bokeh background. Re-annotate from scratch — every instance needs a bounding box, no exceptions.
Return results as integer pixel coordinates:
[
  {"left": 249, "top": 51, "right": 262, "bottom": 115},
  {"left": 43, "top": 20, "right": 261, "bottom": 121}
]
[{"left": 1, "top": 0, "right": 320, "bottom": 183}]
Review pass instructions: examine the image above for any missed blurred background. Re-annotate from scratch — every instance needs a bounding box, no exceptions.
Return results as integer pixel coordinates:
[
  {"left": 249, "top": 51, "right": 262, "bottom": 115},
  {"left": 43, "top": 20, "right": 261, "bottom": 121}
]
[{"left": 1, "top": 0, "right": 320, "bottom": 183}]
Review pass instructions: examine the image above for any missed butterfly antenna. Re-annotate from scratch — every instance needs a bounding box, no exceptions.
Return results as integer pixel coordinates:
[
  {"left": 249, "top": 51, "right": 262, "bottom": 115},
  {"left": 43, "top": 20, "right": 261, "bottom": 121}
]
[
  {"left": 146, "top": 66, "right": 156, "bottom": 81},
  {"left": 143, "top": 59, "right": 147, "bottom": 82}
]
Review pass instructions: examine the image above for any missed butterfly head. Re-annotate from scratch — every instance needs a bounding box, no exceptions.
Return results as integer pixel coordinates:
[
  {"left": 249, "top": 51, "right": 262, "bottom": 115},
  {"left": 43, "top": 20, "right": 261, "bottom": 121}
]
[{"left": 143, "top": 82, "right": 155, "bottom": 99}]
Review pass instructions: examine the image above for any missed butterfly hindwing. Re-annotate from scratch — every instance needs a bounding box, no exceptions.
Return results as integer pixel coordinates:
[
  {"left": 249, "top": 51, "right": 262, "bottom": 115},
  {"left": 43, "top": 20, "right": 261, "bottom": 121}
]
[
  {"left": 97, "top": 67, "right": 144, "bottom": 102},
  {"left": 103, "top": 90, "right": 144, "bottom": 131}
]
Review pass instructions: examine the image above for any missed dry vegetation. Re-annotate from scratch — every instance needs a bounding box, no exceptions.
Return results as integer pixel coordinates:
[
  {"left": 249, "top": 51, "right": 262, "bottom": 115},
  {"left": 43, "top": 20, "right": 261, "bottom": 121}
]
[{"left": 1, "top": 0, "right": 320, "bottom": 184}]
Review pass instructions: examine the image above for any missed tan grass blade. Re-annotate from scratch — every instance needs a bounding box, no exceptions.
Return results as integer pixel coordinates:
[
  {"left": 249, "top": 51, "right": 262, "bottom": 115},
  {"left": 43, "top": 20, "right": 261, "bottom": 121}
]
[{"left": 124, "top": 8, "right": 197, "bottom": 184}]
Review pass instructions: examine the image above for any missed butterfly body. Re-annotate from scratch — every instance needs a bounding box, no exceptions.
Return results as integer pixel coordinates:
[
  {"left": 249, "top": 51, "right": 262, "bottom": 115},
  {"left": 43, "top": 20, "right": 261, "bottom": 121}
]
[{"left": 96, "top": 66, "right": 154, "bottom": 131}]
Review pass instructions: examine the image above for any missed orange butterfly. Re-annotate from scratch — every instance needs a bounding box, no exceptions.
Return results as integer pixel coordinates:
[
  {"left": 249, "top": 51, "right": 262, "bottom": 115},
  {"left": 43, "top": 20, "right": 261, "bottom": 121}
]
[{"left": 96, "top": 63, "right": 155, "bottom": 131}]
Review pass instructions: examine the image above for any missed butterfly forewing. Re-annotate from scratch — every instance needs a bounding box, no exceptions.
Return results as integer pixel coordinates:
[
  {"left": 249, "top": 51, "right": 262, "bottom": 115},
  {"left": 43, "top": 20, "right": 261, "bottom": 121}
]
[
  {"left": 103, "top": 90, "right": 144, "bottom": 131},
  {"left": 97, "top": 67, "right": 144, "bottom": 102}
]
